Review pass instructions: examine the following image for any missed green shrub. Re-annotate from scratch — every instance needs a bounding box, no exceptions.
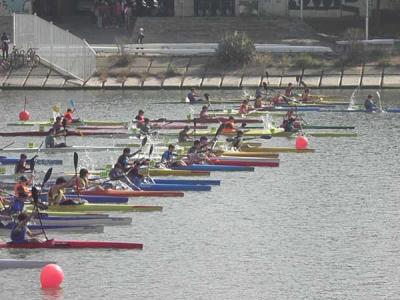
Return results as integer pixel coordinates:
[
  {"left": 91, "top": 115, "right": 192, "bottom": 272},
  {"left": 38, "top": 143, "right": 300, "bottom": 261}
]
[{"left": 216, "top": 31, "right": 256, "bottom": 66}]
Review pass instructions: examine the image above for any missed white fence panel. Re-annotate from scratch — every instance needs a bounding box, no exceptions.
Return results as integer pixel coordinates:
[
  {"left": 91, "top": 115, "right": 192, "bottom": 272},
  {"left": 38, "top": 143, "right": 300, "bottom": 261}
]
[{"left": 13, "top": 13, "right": 96, "bottom": 81}]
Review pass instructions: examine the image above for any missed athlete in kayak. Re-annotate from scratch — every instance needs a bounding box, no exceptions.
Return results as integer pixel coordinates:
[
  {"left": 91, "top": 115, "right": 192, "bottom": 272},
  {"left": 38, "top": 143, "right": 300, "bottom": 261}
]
[
  {"left": 48, "top": 177, "right": 87, "bottom": 205},
  {"left": 67, "top": 168, "right": 93, "bottom": 192},
  {"left": 138, "top": 118, "right": 152, "bottom": 136},
  {"left": 178, "top": 126, "right": 192, "bottom": 142},
  {"left": 281, "top": 110, "right": 299, "bottom": 132},
  {"left": 134, "top": 110, "right": 145, "bottom": 128},
  {"left": 63, "top": 108, "right": 78, "bottom": 124},
  {"left": 199, "top": 105, "right": 209, "bottom": 119},
  {"left": 14, "top": 154, "right": 30, "bottom": 174},
  {"left": 116, "top": 148, "right": 138, "bottom": 173},
  {"left": 301, "top": 88, "right": 312, "bottom": 102},
  {"left": 364, "top": 94, "right": 377, "bottom": 112},
  {"left": 254, "top": 96, "right": 266, "bottom": 109},
  {"left": 239, "top": 99, "right": 252, "bottom": 115},
  {"left": 229, "top": 130, "right": 244, "bottom": 150},
  {"left": 187, "top": 88, "right": 203, "bottom": 103},
  {"left": 187, "top": 140, "right": 212, "bottom": 165},
  {"left": 10, "top": 176, "right": 31, "bottom": 214},
  {"left": 51, "top": 116, "right": 64, "bottom": 134},
  {"left": 10, "top": 212, "right": 43, "bottom": 243},
  {"left": 223, "top": 116, "right": 237, "bottom": 133},
  {"left": 161, "top": 145, "right": 186, "bottom": 167},
  {"left": 284, "top": 83, "right": 294, "bottom": 98},
  {"left": 45, "top": 128, "right": 67, "bottom": 148}
]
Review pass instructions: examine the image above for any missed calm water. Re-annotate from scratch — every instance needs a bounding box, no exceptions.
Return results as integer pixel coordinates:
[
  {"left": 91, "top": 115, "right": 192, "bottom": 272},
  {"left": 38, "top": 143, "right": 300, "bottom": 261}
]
[{"left": 0, "top": 89, "right": 399, "bottom": 300}]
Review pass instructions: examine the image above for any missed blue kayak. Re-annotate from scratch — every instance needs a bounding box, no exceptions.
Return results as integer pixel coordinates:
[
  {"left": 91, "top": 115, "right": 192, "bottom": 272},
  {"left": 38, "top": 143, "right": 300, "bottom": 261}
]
[
  {"left": 139, "top": 183, "right": 211, "bottom": 192},
  {"left": 0, "top": 156, "right": 62, "bottom": 165},
  {"left": 172, "top": 165, "right": 254, "bottom": 172},
  {"left": 153, "top": 179, "right": 221, "bottom": 186}
]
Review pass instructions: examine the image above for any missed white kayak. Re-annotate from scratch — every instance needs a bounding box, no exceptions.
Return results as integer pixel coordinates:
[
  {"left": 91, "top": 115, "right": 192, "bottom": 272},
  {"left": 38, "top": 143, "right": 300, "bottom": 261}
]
[
  {"left": 0, "top": 225, "right": 104, "bottom": 234},
  {"left": 0, "top": 145, "right": 129, "bottom": 154},
  {"left": 0, "top": 259, "right": 56, "bottom": 269}
]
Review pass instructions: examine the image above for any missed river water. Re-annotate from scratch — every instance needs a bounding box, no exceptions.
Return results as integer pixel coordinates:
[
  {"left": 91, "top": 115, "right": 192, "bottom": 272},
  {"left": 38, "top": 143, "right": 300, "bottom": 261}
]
[{"left": 0, "top": 89, "right": 399, "bottom": 299}]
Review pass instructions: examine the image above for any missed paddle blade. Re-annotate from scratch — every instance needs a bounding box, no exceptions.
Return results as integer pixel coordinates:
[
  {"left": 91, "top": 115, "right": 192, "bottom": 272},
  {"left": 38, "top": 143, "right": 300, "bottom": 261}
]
[
  {"left": 260, "top": 135, "right": 272, "bottom": 140},
  {"left": 73, "top": 152, "right": 78, "bottom": 172},
  {"left": 41, "top": 168, "right": 53, "bottom": 187},
  {"left": 62, "top": 117, "right": 67, "bottom": 129},
  {"left": 214, "top": 123, "right": 225, "bottom": 139},
  {"left": 69, "top": 99, "right": 75, "bottom": 108},
  {"left": 141, "top": 136, "right": 148, "bottom": 147},
  {"left": 265, "top": 71, "right": 269, "bottom": 79},
  {"left": 29, "top": 157, "right": 36, "bottom": 171},
  {"left": 149, "top": 145, "right": 154, "bottom": 157}
]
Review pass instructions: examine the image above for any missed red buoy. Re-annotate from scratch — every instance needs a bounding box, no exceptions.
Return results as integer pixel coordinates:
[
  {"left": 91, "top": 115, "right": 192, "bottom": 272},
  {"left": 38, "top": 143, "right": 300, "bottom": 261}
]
[
  {"left": 295, "top": 135, "right": 309, "bottom": 150},
  {"left": 19, "top": 110, "right": 30, "bottom": 121}
]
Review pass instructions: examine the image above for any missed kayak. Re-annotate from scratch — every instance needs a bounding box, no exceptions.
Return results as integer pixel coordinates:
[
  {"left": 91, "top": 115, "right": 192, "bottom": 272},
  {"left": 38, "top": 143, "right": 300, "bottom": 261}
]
[
  {"left": 0, "top": 145, "right": 128, "bottom": 154},
  {"left": 153, "top": 179, "right": 220, "bottom": 186},
  {"left": 149, "top": 118, "right": 263, "bottom": 124},
  {"left": 79, "top": 124, "right": 209, "bottom": 130},
  {"left": 172, "top": 165, "right": 254, "bottom": 172},
  {"left": 139, "top": 183, "right": 211, "bottom": 192},
  {"left": 273, "top": 131, "right": 358, "bottom": 138},
  {"left": 0, "top": 223, "right": 104, "bottom": 234},
  {"left": 7, "top": 120, "right": 128, "bottom": 127},
  {"left": 26, "top": 203, "right": 163, "bottom": 213},
  {"left": 40, "top": 194, "right": 129, "bottom": 204},
  {"left": 0, "top": 214, "right": 132, "bottom": 226},
  {"left": 208, "top": 156, "right": 280, "bottom": 167},
  {"left": 115, "top": 141, "right": 263, "bottom": 148},
  {"left": 320, "top": 108, "right": 400, "bottom": 113},
  {"left": 0, "top": 259, "right": 56, "bottom": 269},
  {"left": 160, "top": 127, "right": 284, "bottom": 137},
  {"left": 207, "top": 110, "right": 288, "bottom": 118},
  {"left": 239, "top": 124, "right": 356, "bottom": 130},
  {"left": 139, "top": 168, "right": 211, "bottom": 176},
  {"left": 79, "top": 188, "right": 184, "bottom": 198},
  {"left": 240, "top": 146, "right": 316, "bottom": 153},
  {"left": 0, "top": 239, "right": 143, "bottom": 250},
  {"left": 0, "top": 156, "right": 63, "bottom": 165},
  {"left": 213, "top": 151, "right": 279, "bottom": 158},
  {"left": 0, "top": 130, "right": 129, "bottom": 137}
]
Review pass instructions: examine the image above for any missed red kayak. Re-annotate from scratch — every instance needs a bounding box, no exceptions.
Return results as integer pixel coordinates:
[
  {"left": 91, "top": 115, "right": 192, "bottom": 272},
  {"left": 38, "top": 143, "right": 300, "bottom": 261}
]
[
  {"left": 80, "top": 188, "right": 184, "bottom": 197},
  {"left": 0, "top": 130, "right": 128, "bottom": 137},
  {"left": 150, "top": 118, "right": 262, "bottom": 124},
  {"left": 0, "top": 239, "right": 143, "bottom": 250}
]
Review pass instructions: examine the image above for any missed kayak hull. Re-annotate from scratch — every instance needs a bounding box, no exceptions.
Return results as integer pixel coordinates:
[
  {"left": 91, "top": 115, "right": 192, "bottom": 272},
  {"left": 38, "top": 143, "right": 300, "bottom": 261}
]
[
  {"left": 172, "top": 165, "right": 254, "bottom": 172},
  {"left": 80, "top": 188, "right": 184, "bottom": 198},
  {"left": 26, "top": 203, "right": 163, "bottom": 213},
  {"left": 139, "top": 183, "right": 211, "bottom": 192},
  {"left": 0, "top": 157, "right": 62, "bottom": 165},
  {"left": 0, "top": 239, "right": 143, "bottom": 250},
  {"left": 153, "top": 179, "right": 220, "bottom": 186},
  {"left": 139, "top": 169, "right": 210, "bottom": 176},
  {"left": 209, "top": 157, "right": 280, "bottom": 167}
]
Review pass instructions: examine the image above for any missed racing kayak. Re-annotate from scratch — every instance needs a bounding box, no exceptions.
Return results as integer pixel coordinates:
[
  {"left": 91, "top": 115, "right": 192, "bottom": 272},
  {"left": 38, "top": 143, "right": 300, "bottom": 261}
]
[
  {"left": 0, "top": 239, "right": 143, "bottom": 249},
  {"left": 139, "top": 183, "right": 211, "bottom": 192},
  {"left": 212, "top": 151, "right": 279, "bottom": 158},
  {"left": 160, "top": 127, "right": 284, "bottom": 137},
  {"left": 208, "top": 156, "right": 280, "bottom": 167},
  {"left": 0, "top": 224, "right": 104, "bottom": 234},
  {"left": 153, "top": 179, "right": 220, "bottom": 186},
  {"left": 139, "top": 169, "right": 210, "bottom": 176},
  {"left": 0, "top": 214, "right": 132, "bottom": 226},
  {"left": 0, "top": 130, "right": 129, "bottom": 137},
  {"left": 0, "top": 259, "right": 56, "bottom": 269},
  {"left": 80, "top": 124, "right": 208, "bottom": 130},
  {"left": 0, "top": 156, "right": 62, "bottom": 165},
  {"left": 26, "top": 203, "right": 163, "bottom": 213},
  {"left": 0, "top": 145, "right": 128, "bottom": 154},
  {"left": 273, "top": 131, "right": 358, "bottom": 138},
  {"left": 79, "top": 188, "right": 184, "bottom": 198},
  {"left": 39, "top": 194, "right": 129, "bottom": 204},
  {"left": 7, "top": 120, "right": 128, "bottom": 127},
  {"left": 240, "top": 145, "right": 315, "bottom": 153},
  {"left": 149, "top": 117, "right": 263, "bottom": 124},
  {"left": 172, "top": 165, "right": 254, "bottom": 172}
]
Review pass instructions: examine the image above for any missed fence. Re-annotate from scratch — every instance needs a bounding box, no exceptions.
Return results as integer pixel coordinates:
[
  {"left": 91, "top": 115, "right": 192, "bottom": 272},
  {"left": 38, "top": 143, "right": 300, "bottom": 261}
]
[{"left": 13, "top": 13, "right": 96, "bottom": 81}]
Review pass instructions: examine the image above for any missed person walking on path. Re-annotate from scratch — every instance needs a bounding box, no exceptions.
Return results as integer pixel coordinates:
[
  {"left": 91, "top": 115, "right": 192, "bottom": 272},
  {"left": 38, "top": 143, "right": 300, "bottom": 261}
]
[
  {"left": 136, "top": 27, "right": 144, "bottom": 49},
  {"left": 1, "top": 32, "right": 10, "bottom": 60}
]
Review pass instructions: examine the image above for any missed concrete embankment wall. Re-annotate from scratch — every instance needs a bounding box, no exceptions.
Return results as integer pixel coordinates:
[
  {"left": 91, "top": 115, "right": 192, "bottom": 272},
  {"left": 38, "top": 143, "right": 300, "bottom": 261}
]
[{"left": 1, "top": 56, "right": 400, "bottom": 90}]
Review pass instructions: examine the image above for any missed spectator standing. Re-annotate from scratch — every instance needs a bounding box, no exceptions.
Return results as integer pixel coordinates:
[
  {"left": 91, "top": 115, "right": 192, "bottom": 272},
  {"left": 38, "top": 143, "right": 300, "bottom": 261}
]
[
  {"left": 1, "top": 32, "right": 9, "bottom": 60},
  {"left": 136, "top": 27, "right": 144, "bottom": 48}
]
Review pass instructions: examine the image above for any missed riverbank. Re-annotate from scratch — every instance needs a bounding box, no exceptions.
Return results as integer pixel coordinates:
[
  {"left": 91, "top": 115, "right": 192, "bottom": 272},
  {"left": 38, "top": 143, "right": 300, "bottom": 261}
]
[{"left": 1, "top": 55, "right": 400, "bottom": 90}]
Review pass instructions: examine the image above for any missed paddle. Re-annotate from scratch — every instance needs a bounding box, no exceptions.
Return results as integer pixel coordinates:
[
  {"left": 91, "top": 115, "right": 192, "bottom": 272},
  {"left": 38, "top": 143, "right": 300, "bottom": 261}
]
[
  {"left": 69, "top": 99, "right": 82, "bottom": 121},
  {"left": 210, "top": 123, "right": 225, "bottom": 150},
  {"left": 376, "top": 91, "right": 383, "bottom": 112},
  {"left": 62, "top": 117, "right": 68, "bottom": 144},
  {"left": 0, "top": 141, "right": 14, "bottom": 151},
  {"left": 73, "top": 152, "right": 81, "bottom": 201},
  {"left": 31, "top": 167, "right": 52, "bottom": 241},
  {"left": 146, "top": 145, "right": 153, "bottom": 179}
]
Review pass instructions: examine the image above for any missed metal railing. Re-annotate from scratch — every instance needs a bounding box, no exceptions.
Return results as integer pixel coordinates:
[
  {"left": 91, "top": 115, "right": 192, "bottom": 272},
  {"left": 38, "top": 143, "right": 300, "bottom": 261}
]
[{"left": 13, "top": 13, "right": 96, "bottom": 81}]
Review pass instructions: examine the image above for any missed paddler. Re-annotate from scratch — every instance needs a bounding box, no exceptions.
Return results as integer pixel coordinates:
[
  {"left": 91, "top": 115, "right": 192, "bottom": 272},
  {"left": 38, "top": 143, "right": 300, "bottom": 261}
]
[
  {"left": 51, "top": 116, "right": 64, "bottom": 134},
  {"left": 67, "top": 168, "right": 91, "bottom": 192},
  {"left": 255, "top": 83, "right": 265, "bottom": 99},
  {"left": 364, "top": 94, "right": 377, "bottom": 112},
  {"left": 301, "top": 88, "right": 312, "bottom": 102},
  {"left": 134, "top": 110, "right": 145, "bottom": 128},
  {"left": 14, "top": 154, "right": 30, "bottom": 174},
  {"left": 254, "top": 96, "right": 265, "bottom": 109},
  {"left": 109, "top": 163, "right": 125, "bottom": 181},
  {"left": 116, "top": 148, "right": 137, "bottom": 172},
  {"left": 63, "top": 108, "right": 78, "bottom": 124},
  {"left": 10, "top": 176, "right": 31, "bottom": 214},
  {"left": 187, "top": 88, "right": 203, "bottom": 104},
  {"left": 187, "top": 140, "right": 211, "bottom": 165},
  {"left": 284, "top": 82, "right": 294, "bottom": 98},
  {"left": 178, "top": 126, "right": 192, "bottom": 143},
  {"left": 139, "top": 118, "right": 152, "bottom": 136},
  {"left": 10, "top": 212, "right": 43, "bottom": 244},
  {"left": 281, "top": 110, "right": 298, "bottom": 132},
  {"left": 48, "top": 177, "right": 86, "bottom": 205},
  {"left": 229, "top": 130, "right": 244, "bottom": 150},
  {"left": 223, "top": 116, "right": 236, "bottom": 132},
  {"left": 199, "top": 105, "right": 209, "bottom": 119},
  {"left": 239, "top": 99, "right": 252, "bottom": 115},
  {"left": 161, "top": 144, "right": 186, "bottom": 167},
  {"left": 45, "top": 128, "right": 67, "bottom": 148}
]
